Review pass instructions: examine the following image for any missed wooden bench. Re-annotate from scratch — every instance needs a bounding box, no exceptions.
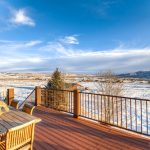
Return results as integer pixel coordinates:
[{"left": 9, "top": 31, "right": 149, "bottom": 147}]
[
  {"left": 22, "top": 104, "right": 35, "bottom": 115},
  {"left": 0, "top": 121, "right": 35, "bottom": 150}
]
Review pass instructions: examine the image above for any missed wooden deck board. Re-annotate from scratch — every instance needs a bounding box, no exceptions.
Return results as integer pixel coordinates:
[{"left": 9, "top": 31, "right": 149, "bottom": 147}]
[{"left": 33, "top": 106, "right": 150, "bottom": 150}]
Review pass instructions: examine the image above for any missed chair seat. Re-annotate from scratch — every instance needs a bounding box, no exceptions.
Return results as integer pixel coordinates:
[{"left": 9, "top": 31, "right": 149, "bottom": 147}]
[
  {"left": 22, "top": 104, "right": 35, "bottom": 115},
  {"left": 0, "top": 141, "right": 5, "bottom": 150},
  {"left": 10, "top": 101, "right": 19, "bottom": 109}
]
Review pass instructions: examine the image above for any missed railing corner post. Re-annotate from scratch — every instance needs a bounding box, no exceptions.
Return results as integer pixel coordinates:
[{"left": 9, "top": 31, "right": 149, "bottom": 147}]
[
  {"left": 35, "top": 86, "right": 41, "bottom": 106},
  {"left": 73, "top": 89, "right": 80, "bottom": 118},
  {"left": 7, "top": 88, "right": 14, "bottom": 105}
]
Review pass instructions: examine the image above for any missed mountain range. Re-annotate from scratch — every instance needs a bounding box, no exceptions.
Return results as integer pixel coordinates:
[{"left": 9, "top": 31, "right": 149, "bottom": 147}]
[{"left": 118, "top": 71, "right": 150, "bottom": 79}]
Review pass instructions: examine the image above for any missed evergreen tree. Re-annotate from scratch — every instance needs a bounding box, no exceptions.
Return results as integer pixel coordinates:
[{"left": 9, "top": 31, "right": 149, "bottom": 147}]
[
  {"left": 46, "top": 68, "right": 68, "bottom": 110},
  {"left": 47, "top": 68, "right": 65, "bottom": 90}
]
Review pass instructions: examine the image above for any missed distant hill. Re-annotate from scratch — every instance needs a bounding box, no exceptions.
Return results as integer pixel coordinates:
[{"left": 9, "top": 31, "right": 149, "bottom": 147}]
[{"left": 118, "top": 71, "right": 150, "bottom": 79}]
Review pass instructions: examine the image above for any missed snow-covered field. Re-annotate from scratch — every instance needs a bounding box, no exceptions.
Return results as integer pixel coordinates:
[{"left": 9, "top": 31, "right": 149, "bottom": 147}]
[
  {"left": 123, "top": 83, "right": 150, "bottom": 99},
  {"left": 0, "top": 79, "right": 46, "bottom": 101},
  {"left": 0, "top": 72, "right": 49, "bottom": 101},
  {"left": 0, "top": 78, "right": 150, "bottom": 101},
  {"left": 79, "top": 82, "right": 150, "bottom": 99}
]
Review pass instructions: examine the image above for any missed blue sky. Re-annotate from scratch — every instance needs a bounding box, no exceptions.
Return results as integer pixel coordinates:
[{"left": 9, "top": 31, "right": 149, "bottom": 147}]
[{"left": 0, "top": 0, "right": 150, "bottom": 73}]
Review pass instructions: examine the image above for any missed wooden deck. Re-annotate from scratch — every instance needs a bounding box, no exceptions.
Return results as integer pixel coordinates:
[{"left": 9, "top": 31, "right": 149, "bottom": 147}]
[{"left": 33, "top": 106, "right": 150, "bottom": 150}]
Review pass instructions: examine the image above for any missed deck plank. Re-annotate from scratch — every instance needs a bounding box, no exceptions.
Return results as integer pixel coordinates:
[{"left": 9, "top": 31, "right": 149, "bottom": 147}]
[{"left": 33, "top": 106, "right": 150, "bottom": 150}]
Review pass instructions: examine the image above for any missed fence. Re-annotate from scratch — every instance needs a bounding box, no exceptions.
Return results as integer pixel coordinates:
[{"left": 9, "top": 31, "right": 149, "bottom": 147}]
[{"left": 40, "top": 88, "right": 150, "bottom": 136}]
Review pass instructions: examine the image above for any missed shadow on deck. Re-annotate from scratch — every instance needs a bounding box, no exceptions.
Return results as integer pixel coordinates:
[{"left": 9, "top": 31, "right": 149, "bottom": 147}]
[{"left": 33, "top": 106, "right": 150, "bottom": 150}]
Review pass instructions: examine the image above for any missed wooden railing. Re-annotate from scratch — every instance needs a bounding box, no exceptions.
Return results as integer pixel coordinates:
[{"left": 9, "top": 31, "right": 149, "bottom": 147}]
[
  {"left": 6, "top": 87, "right": 149, "bottom": 136},
  {"left": 39, "top": 88, "right": 150, "bottom": 136}
]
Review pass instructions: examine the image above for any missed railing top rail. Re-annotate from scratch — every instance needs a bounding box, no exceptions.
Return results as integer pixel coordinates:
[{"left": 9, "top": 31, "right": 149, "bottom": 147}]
[
  {"left": 80, "top": 92, "right": 150, "bottom": 101},
  {"left": 41, "top": 88, "right": 73, "bottom": 92},
  {"left": 41, "top": 88, "right": 150, "bottom": 101}
]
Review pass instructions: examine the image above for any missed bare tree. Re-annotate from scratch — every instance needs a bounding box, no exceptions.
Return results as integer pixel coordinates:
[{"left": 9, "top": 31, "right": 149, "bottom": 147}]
[
  {"left": 97, "top": 70, "right": 123, "bottom": 96},
  {"left": 96, "top": 70, "right": 123, "bottom": 123}
]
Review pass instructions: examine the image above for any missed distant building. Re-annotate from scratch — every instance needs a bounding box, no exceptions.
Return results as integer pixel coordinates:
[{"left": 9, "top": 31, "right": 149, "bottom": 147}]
[
  {"left": 66, "top": 83, "right": 93, "bottom": 92},
  {"left": 66, "top": 83, "right": 84, "bottom": 91}
]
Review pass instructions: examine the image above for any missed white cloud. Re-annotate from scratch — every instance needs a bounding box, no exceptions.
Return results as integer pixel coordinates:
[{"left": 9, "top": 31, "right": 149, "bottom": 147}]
[
  {"left": 40, "top": 42, "right": 69, "bottom": 56},
  {"left": 59, "top": 35, "right": 79, "bottom": 45},
  {"left": 10, "top": 9, "right": 35, "bottom": 26},
  {"left": 0, "top": 1, "right": 35, "bottom": 31},
  {"left": 39, "top": 44, "right": 150, "bottom": 73},
  {"left": 25, "top": 40, "right": 42, "bottom": 46},
  {"left": 0, "top": 38, "right": 149, "bottom": 73},
  {"left": 39, "top": 42, "right": 81, "bottom": 57},
  {"left": 0, "top": 40, "right": 42, "bottom": 52},
  {"left": 25, "top": 57, "right": 43, "bottom": 63}
]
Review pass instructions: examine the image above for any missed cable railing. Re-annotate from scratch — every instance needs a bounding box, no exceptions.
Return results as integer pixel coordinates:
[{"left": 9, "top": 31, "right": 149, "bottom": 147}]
[{"left": 19, "top": 89, "right": 35, "bottom": 109}]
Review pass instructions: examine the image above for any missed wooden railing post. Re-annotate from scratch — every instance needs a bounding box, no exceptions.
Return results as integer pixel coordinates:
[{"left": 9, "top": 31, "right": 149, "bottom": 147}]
[
  {"left": 73, "top": 89, "right": 80, "bottom": 118},
  {"left": 35, "top": 86, "right": 41, "bottom": 106},
  {"left": 7, "top": 88, "right": 14, "bottom": 105}
]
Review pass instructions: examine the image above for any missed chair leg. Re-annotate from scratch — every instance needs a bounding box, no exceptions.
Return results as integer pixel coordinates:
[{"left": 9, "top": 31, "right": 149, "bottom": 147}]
[{"left": 30, "top": 144, "right": 33, "bottom": 150}]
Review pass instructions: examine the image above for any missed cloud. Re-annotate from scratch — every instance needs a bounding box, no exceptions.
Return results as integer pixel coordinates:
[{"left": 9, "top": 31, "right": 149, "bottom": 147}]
[
  {"left": 44, "top": 48, "right": 150, "bottom": 73},
  {"left": 39, "top": 42, "right": 82, "bottom": 57},
  {"left": 0, "top": 37, "right": 149, "bottom": 73},
  {"left": 24, "top": 40, "right": 42, "bottom": 46},
  {"left": 36, "top": 38, "right": 150, "bottom": 73},
  {"left": 0, "top": 0, "right": 35, "bottom": 31},
  {"left": 39, "top": 35, "right": 80, "bottom": 57},
  {"left": 10, "top": 9, "right": 35, "bottom": 26},
  {"left": 0, "top": 40, "right": 42, "bottom": 52},
  {"left": 59, "top": 35, "right": 79, "bottom": 45}
]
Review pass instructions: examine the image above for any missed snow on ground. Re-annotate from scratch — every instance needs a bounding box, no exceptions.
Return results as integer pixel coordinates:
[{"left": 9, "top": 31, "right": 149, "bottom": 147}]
[
  {"left": 79, "top": 82, "right": 150, "bottom": 99},
  {"left": 0, "top": 79, "right": 46, "bottom": 101},
  {"left": 0, "top": 80, "right": 150, "bottom": 101},
  {"left": 123, "top": 83, "right": 150, "bottom": 99}
]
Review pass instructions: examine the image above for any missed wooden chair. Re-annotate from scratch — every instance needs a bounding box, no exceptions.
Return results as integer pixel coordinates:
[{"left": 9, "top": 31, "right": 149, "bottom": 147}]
[
  {"left": 0, "top": 121, "right": 35, "bottom": 150},
  {"left": 0, "top": 101, "right": 9, "bottom": 115},
  {"left": 22, "top": 104, "right": 35, "bottom": 115},
  {"left": 10, "top": 101, "right": 19, "bottom": 109}
]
